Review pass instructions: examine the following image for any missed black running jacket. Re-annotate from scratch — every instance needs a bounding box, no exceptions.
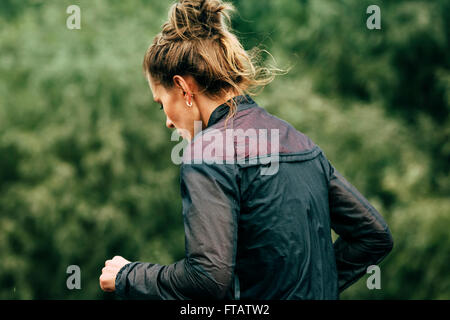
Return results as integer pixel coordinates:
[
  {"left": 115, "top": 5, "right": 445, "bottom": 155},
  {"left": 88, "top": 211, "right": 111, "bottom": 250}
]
[{"left": 115, "top": 95, "right": 394, "bottom": 300}]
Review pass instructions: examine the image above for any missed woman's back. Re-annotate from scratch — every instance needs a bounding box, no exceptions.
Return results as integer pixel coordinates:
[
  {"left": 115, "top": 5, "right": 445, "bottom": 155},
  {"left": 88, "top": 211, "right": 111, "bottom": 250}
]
[
  {"left": 182, "top": 95, "right": 338, "bottom": 299},
  {"left": 176, "top": 94, "right": 392, "bottom": 299}
]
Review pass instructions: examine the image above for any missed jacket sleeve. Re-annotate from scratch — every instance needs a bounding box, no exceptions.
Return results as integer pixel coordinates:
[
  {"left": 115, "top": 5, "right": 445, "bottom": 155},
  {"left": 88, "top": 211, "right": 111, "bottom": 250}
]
[
  {"left": 324, "top": 158, "right": 394, "bottom": 293},
  {"left": 114, "top": 163, "right": 240, "bottom": 300}
]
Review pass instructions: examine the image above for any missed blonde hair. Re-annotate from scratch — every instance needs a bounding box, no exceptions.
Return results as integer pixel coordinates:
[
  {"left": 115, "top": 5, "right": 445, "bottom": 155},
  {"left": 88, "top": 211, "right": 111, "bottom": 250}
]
[{"left": 143, "top": 0, "right": 285, "bottom": 127}]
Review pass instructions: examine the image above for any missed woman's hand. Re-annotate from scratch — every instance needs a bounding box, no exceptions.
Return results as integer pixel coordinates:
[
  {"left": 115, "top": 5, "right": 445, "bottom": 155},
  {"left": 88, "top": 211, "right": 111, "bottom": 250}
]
[{"left": 99, "top": 256, "right": 131, "bottom": 292}]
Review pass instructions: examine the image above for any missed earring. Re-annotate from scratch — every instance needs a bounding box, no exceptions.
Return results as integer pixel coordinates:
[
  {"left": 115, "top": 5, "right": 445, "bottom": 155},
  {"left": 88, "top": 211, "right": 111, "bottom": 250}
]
[{"left": 186, "top": 93, "right": 193, "bottom": 107}]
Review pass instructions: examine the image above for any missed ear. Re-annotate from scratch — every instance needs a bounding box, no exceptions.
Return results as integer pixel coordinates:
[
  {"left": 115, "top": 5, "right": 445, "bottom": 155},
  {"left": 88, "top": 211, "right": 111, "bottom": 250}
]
[{"left": 172, "top": 75, "right": 190, "bottom": 96}]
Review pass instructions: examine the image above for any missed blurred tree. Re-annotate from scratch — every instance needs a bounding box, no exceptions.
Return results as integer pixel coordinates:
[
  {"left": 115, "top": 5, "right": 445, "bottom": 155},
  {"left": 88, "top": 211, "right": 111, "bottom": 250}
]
[{"left": 0, "top": 0, "right": 448, "bottom": 300}]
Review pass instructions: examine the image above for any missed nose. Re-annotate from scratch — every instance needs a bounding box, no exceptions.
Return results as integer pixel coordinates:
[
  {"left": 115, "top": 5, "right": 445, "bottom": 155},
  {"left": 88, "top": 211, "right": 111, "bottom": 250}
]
[{"left": 166, "top": 117, "right": 175, "bottom": 129}]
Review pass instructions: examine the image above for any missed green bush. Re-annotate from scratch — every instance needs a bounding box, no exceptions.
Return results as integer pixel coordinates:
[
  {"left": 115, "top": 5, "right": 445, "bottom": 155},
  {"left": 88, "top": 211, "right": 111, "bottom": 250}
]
[{"left": 0, "top": 0, "right": 448, "bottom": 299}]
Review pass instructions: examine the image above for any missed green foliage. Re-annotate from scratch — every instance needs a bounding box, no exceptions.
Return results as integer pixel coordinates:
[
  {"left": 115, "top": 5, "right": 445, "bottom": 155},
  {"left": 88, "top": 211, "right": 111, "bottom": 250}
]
[
  {"left": 340, "top": 198, "right": 450, "bottom": 300},
  {"left": 0, "top": 0, "right": 448, "bottom": 299},
  {"left": 233, "top": 0, "right": 450, "bottom": 194},
  {"left": 0, "top": 0, "right": 183, "bottom": 299}
]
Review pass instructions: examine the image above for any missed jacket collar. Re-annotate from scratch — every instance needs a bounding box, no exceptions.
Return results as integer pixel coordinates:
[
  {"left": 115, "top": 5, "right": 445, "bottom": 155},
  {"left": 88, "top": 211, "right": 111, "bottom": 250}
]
[{"left": 206, "top": 94, "right": 255, "bottom": 128}]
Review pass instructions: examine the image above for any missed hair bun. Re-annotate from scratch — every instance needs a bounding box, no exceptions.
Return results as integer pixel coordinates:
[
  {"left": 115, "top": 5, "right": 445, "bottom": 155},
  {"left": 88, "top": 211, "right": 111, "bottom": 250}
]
[{"left": 162, "top": 0, "right": 234, "bottom": 41}]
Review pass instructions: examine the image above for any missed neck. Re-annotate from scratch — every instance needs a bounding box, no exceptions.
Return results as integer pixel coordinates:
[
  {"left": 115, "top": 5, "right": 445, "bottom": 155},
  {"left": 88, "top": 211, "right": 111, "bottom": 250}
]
[{"left": 195, "top": 92, "right": 238, "bottom": 129}]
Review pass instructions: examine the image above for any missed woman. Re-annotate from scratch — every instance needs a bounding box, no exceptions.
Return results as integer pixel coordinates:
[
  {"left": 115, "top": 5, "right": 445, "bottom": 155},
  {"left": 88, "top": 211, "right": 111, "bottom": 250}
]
[{"left": 99, "top": 0, "right": 393, "bottom": 299}]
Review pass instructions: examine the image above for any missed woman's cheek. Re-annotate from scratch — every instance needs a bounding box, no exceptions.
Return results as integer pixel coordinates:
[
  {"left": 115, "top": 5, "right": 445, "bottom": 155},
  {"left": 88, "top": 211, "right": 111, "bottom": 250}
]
[{"left": 165, "top": 106, "right": 179, "bottom": 125}]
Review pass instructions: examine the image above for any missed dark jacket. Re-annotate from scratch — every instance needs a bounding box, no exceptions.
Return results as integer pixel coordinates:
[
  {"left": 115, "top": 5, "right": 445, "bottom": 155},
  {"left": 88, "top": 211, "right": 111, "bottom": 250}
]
[{"left": 115, "top": 95, "right": 393, "bottom": 300}]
